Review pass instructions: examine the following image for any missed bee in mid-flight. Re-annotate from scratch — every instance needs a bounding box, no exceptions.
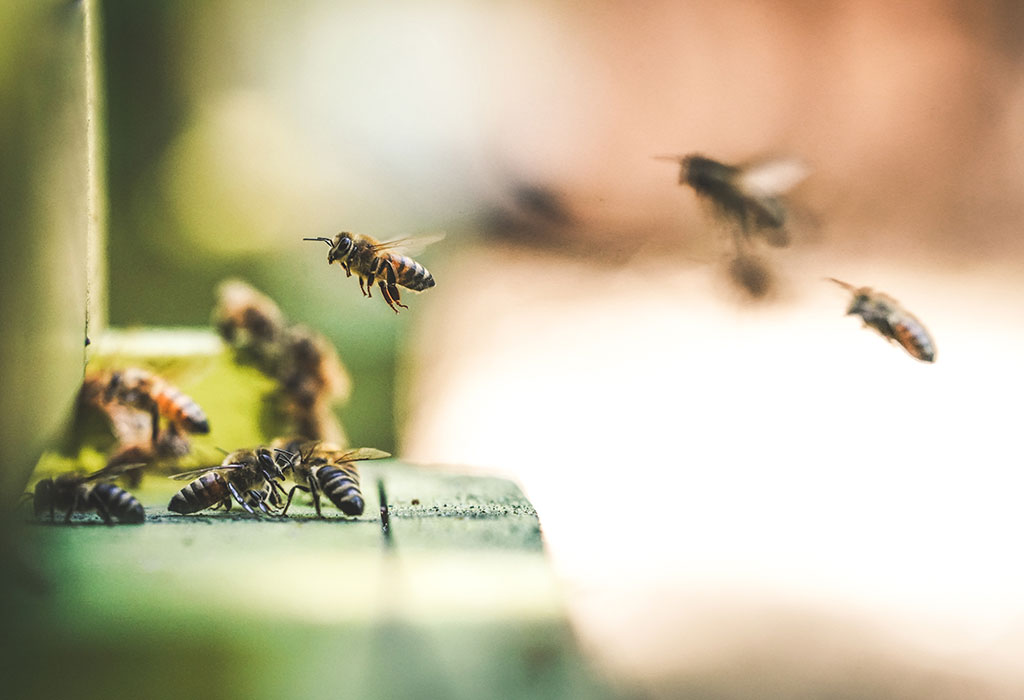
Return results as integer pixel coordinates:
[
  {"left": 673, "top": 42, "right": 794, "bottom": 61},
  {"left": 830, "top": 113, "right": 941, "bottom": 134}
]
[
  {"left": 658, "top": 153, "right": 808, "bottom": 247},
  {"left": 167, "top": 447, "right": 287, "bottom": 516},
  {"left": 95, "top": 368, "right": 210, "bottom": 445},
  {"left": 273, "top": 439, "right": 390, "bottom": 517},
  {"left": 304, "top": 233, "right": 440, "bottom": 313},
  {"left": 828, "top": 278, "right": 936, "bottom": 363},
  {"left": 30, "top": 464, "right": 145, "bottom": 525}
]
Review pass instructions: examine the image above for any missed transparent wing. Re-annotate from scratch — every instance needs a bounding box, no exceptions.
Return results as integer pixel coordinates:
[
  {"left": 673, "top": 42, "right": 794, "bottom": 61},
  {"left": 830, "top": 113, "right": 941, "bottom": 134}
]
[
  {"left": 82, "top": 461, "right": 149, "bottom": 482},
  {"left": 333, "top": 447, "right": 392, "bottom": 463},
  {"left": 168, "top": 464, "right": 244, "bottom": 481},
  {"left": 737, "top": 158, "right": 808, "bottom": 197},
  {"left": 370, "top": 233, "right": 445, "bottom": 256}
]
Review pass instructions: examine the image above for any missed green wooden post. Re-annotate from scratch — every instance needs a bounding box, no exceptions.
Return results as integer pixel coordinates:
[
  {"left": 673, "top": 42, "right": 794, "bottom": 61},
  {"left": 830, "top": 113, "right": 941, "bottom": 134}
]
[{"left": 0, "top": 0, "right": 104, "bottom": 503}]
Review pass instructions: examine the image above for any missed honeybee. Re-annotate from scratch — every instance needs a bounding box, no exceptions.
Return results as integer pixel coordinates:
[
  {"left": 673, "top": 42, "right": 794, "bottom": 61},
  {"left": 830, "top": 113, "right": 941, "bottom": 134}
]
[
  {"left": 828, "top": 278, "right": 936, "bottom": 363},
  {"left": 273, "top": 440, "right": 390, "bottom": 517},
  {"left": 304, "top": 233, "right": 441, "bottom": 313},
  {"left": 30, "top": 464, "right": 145, "bottom": 525},
  {"left": 167, "top": 448, "right": 288, "bottom": 516},
  {"left": 276, "top": 325, "right": 349, "bottom": 443},
  {"left": 657, "top": 153, "right": 808, "bottom": 247},
  {"left": 214, "top": 280, "right": 351, "bottom": 442},
  {"left": 93, "top": 368, "right": 210, "bottom": 445},
  {"left": 213, "top": 279, "right": 287, "bottom": 370}
]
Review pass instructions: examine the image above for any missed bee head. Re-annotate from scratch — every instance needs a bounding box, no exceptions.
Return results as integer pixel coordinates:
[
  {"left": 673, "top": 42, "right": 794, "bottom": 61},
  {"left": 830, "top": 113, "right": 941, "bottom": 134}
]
[
  {"left": 847, "top": 294, "right": 871, "bottom": 317},
  {"left": 271, "top": 447, "right": 299, "bottom": 476},
  {"left": 256, "top": 449, "right": 285, "bottom": 481},
  {"left": 327, "top": 234, "right": 354, "bottom": 264},
  {"left": 33, "top": 479, "right": 54, "bottom": 515}
]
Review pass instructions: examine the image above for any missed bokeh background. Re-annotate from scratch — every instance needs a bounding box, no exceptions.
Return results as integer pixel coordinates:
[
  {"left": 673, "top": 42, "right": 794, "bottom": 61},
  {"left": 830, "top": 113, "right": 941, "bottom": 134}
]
[{"left": 8, "top": 0, "right": 1024, "bottom": 697}]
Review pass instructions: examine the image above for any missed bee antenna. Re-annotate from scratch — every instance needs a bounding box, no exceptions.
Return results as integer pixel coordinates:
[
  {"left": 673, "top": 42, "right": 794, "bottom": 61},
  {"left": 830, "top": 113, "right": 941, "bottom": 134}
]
[
  {"left": 825, "top": 277, "right": 855, "bottom": 292},
  {"left": 652, "top": 154, "right": 686, "bottom": 162},
  {"left": 303, "top": 237, "right": 334, "bottom": 247}
]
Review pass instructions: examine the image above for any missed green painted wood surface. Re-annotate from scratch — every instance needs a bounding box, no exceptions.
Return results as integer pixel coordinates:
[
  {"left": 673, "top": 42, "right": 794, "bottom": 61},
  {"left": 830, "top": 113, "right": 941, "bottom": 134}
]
[{"left": 4, "top": 462, "right": 617, "bottom": 700}]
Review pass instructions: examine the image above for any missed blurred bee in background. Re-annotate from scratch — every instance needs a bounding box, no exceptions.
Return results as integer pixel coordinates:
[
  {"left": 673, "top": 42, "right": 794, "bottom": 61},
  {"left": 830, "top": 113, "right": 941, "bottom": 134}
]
[
  {"left": 29, "top": 464, "right": 145, "bottom": 525},
  {"left": 726, "top": 254, "right": 774, "bottom": 300},
  {"left": 213, "top": 280, "right": 287, "bottom": 373},
  {"left": 90, "top": 367, "right": 210, "bottom": 445},
  {"left": 276, "top": 326, "right": 349, "bottom": 444},
  {"left": 167, "top": 447, "right": 287, "bottom": 517},
  {"left": 304, "top": 232, "right": 441, "bottom": 313},
  {"left": 658, "top": 154, "right": 808, "bottom": 248},
  {"left": 273, "top": 439, "right": 389, "bottom": 517},
  {"left": 658, "top": 153, "right": 809, "bottom": 301},
  {"left": 828, "top": 278, "right": 936, "bottom": 363},
  {"left": 79, "top": 370, "right": 201, "bottom": 484},
  {"left": 214, "top": 280, "right": 350, "bottom": 443}
]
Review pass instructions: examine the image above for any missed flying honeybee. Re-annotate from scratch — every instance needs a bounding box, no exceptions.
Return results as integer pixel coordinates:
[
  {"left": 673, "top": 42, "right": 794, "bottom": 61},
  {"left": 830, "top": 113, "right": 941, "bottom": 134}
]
[
  {"left": 273, "top": 439, "right": 390, "bottom": 517},
  {"left": 828, "top": 278, "right": 936, "bottom": 363},
  {"left": 657, "top": 153, "right": 808, "bottom": 247},
  {"left": 96, "top": 368, "right": 210, "bottom": 445},
  {"left": 304, "top": 233, "right": 441, "bottom": 313},
  {"left": 167, "top": 447, "right": 287, "bottom": 516},
  {"left": 30, "top": 464, "right": 146, "bottom": 525}
]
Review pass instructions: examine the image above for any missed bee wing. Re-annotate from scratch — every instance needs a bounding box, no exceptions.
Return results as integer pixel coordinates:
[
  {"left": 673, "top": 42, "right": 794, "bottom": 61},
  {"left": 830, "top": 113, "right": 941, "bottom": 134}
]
[
  {"left": 168, "top": 464, "right": 242, "bottom": 481},
  {"left": 333, "top": 447, "right": 392, "bottom": 463},
  {"left": 370, "top": 233, "right": 446, "bottom": 256},
  {"left": 82, "top": 461, "right": 149, "bottom": 482},
  {"left": 736, "top": 158, "right": 808, "bottom": 198}
]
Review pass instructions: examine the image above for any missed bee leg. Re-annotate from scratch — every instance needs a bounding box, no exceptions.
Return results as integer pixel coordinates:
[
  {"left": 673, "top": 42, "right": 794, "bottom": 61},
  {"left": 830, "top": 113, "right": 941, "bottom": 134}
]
[
  {"left": 250, "top": 491, "right": 272, "bottom": 516},
  {"left": 309, "top": 478, "right": 324, "bottom": 517},
  {"left": 149, "top": 405, "right": 160, "bottom": 447},
  {"left": 91, "top": 494, "right": 115, "bottom": 526},
  {"left": 281, "top": 484, "right": 309, "bottom": 516},
  {"left": 388, "top": 284, "right": 407, "bottom": 310},
  {"left": 225, "top": 482, "right": 256, "bottom": 516},
  {"left": 64, "top": 492, "right": 82, "bottom": 524}
]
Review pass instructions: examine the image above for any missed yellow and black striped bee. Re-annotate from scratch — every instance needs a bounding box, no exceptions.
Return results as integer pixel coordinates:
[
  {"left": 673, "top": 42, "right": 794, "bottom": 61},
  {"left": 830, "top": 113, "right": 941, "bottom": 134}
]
[
  {"left": 167, "top": 448, "right": 287, "bottom": 516},
  {"left": 273, "top": 440, "right": 389, "bottom": 517},
  {"left": 92, "top": 367, "right": 210, "bottom": 445},
  {"left": 828, "top": 278, "right": 936, "bottom": 363},
  {"left": 658, "top": 153, "right": 808, "bottom": 247},
  {"left": 304, "top": 233, "right": 441, "bottom": 313},
  {"left": 30, "top": 464, "right": 145, "bottom": 525}
]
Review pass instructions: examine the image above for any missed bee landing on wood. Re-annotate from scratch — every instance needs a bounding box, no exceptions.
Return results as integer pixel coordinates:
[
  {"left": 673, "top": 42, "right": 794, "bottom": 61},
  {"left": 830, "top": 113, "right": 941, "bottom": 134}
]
[
  {"left": 167, "top": 448, "right": 288, "bottom": 517},
  {"left": 828, "top": 278, "right": 936, "bottom": 363},
  {"left": 304, "top": 232, "right": 441, "bottom": 313},
  {"left": 272, "top": 439, "right": 389, "bottom": 517},
  {"left": 657, "top": 153, "right": 808, "bottom": 248},
  {"left": 29, "top": 464, "right": 146, "bottom": 525}
]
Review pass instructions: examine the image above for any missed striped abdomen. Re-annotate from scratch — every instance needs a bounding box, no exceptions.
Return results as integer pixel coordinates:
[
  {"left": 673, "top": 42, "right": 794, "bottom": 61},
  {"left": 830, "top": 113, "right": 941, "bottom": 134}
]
[
  {"left": 849, "top": 293, "right": 936, "bottom": 363},
  {"left": 90, "top": 482, "right": 146, "bottom": 523},
  {"left": 150, "top": 375, "right": 210, "bottom": 433},
  {"left": 168, "top": 473, "right": 229, "bottom": 514},
  {"left": 315, "top": 463, "right": 364, "bottom": 516},
  {"left": 383, "top": 254, "right": 434, "bottom": 291},
  {"left": 888, "top": 312, "right": 936, "bottom": 363}
]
